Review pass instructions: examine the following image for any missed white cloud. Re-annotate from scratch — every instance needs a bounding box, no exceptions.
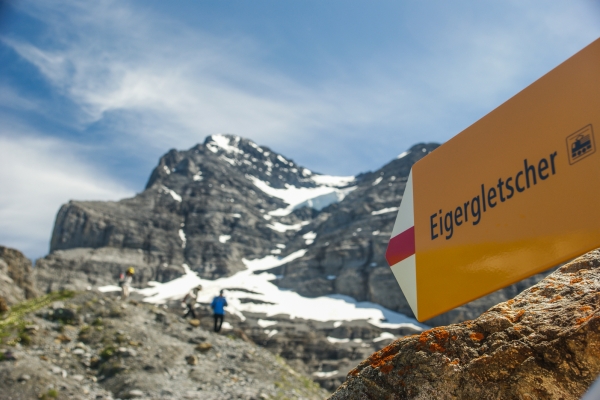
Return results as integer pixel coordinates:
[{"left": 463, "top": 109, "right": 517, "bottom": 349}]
[
  {"left": 0, "top": 130, "right": 133, "bottom": 260},
  {"left": 4, "top": 0, "right": 598, "bottom": 176},
  {"left": 1, "top": 0, "right": 599, "bottom": 259}
]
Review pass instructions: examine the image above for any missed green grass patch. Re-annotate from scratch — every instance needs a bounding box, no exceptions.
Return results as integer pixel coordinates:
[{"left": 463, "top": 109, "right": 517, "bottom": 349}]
[
  {"left": 0, "top": 291, "right": 75, "bottom": 345},
  {"left": 100, "top": 345, "right": 116, "bottom": 359},
  {"left": 40, "top": 388, "right": 59, "bottom": 399}
]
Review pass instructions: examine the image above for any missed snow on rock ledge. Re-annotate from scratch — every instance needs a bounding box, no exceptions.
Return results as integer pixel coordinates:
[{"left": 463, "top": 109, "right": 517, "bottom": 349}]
[{"left": 248, "top": 175, "right": 356, "bottom": 216}]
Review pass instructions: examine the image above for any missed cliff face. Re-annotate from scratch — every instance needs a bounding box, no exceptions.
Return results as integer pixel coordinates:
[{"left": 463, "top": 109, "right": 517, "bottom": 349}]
[
  {"left": 0, "top": 245, "right": 38, "bottom": 305},
  {"left": 329, "top": 249, "right": 600, "bottom": 400},
  {"left": 36, "top": 134, "right": 554, "bottom": 326},
  {"left": 36, "top": 135, "right": 330, "bottom": 292},
  {"left": 271, "top": 143, "right": 438, "bottom": 317}
]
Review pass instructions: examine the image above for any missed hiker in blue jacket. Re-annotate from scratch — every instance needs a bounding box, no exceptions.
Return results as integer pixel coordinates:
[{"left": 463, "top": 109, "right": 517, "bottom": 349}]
[{"left": 211, "top": 290, "right": 228, "bottom": 332}]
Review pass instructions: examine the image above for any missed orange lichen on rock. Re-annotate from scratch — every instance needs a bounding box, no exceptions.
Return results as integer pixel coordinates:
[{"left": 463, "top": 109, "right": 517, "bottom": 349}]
[
  {"left": 429, "top": 343, "right": 445, "bottom": 353},
  {"left": 432, "top": 328, "right": 450, "bottom": 342},
  {"left": 576, "top": 314, "right": 595, "bottom": 325},
  {"left": 368, "top": 343, "right": 399, "bottom": 372},
  {"left": 368, "top": 343, "right": 397, "bottom": 364},
  {"left": 329, "top": 249, "right": 600, "bottom": 400},
  {"left": 380, "top": 364, "right": 394, "bottom": 374},
  {"left": 416, "top": 327, "right": 452, "bottom": 353},
  {"left": 415, "top": 331, "right": 429, "bottom": 351},
  {"left": 508, "top": 309, "right": 525, "bottom": 323},
  {"left": 370, "top": 353, "right": 396, "bottom": 372},
  {"left": 549, "top": 295, "right": 563, "bottom": 303}
]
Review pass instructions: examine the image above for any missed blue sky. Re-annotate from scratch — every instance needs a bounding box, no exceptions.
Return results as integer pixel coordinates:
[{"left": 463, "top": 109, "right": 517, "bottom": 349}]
[{"left": 1, "top": 0, "right": 599, "bottom": 260}]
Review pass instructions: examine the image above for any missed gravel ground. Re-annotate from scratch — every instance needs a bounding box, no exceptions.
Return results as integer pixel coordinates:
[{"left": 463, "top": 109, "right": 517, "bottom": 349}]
[{"left": 0, "top": 290, "right": 328, "bottom": 400}]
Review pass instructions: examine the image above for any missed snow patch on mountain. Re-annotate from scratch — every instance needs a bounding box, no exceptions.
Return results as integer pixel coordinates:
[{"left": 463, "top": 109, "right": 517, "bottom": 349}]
[
  {"left": 267, "top": 221, "right": 309, "bottom": 233},
  {"left": 101, "top": 249, "right": 425, "bottom": 331},
  {"left": 248, "top": 176, "right": 356, "bottom": 216},
  {"left": 303, "top": 231, "right": 317, "bottom": 245},
  {"left": 160, "top": 186, "right": 182, "bottom": 202},
  {"left": 178, "top": 229, "right": 186, "bottom": 248},
  {"left": 258, "top": 319, "right": 278, "bottom": 328},
  {"left": 371, "top": 207, "right": 399, "bottom": 215},
  {"left": 314, "top": 370, "right": 340, "bottom": 378},
  {"left": 310, "top": 174, "right": 355, "bottom": 187},
  {"left": 219, "top": 235, "right": 231, "bottom": 243},
  {"left": 206, "top": 134, "right": 244, "bottom": 154},
  {"left": 292, "top": 188, "right": 356, "bottom": 213},
  {"left": 372, "top": 332, "right": 397, "bottom": 342},
  {"left": 220, "top": 155, "right": 237, "bottom": 166}
]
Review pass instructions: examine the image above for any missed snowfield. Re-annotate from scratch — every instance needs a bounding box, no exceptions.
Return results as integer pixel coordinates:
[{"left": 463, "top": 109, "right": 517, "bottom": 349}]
[
  {"left": 248, "top": 176, "right": 356, "bottom": 216},
  {"left": 100, "top": 249, "right": 426, "bottom": 332}
]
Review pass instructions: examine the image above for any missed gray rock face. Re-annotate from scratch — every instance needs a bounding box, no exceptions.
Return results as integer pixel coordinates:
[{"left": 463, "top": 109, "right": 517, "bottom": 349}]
[
  {"left": 0, "top": 245, "right": 37, "bottom": 305},
  {"left": 329, "top": 249, "right": 600, "bottom": 400},
  {"left": 274, "top": 143, "right": 438, "bottom": 317},
  {"left": 35, "top": 247, "right": 185, "bottom": 293},
  {"left": 37, "top": 134, "right": 556, "bottom": 326},
  {"left": 38, "top": 135, "right": 328, "bottom": 289},
  {"left": 270, "top": 142, "right": 555, "bottom": 324}
]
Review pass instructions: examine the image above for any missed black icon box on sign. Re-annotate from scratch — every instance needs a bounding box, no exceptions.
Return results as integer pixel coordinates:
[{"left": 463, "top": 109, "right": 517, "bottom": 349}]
[{"left": 567, "top": 124, "right": 596, "bottom": 165}]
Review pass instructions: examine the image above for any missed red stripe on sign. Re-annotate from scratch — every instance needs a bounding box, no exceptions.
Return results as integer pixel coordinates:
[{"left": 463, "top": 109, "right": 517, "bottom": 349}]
[{"left": 385, "top": 226, "right": 416, "bottom": 266}]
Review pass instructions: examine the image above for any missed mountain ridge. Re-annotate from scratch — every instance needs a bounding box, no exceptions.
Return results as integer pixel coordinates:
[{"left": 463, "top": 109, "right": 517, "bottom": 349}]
[{"left": 36, "top": 134, "right": 554, "bottom": 326}]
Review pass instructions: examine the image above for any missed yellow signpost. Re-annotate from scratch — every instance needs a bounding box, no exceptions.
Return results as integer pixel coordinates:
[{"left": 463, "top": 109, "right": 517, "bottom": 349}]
[{"left": 386, "top": 38, "right": 600, "bottom": 322}]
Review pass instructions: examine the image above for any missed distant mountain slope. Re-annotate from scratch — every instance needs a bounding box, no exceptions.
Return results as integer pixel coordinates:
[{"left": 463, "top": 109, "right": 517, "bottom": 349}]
[
  {"left": 271, "top": 143, "right": 438, "bottom": 317},
  {"left": 35, "top": 134, "right": 554, "bottom": 325},
  {"left": 37, "top": 135, "right": 361, "bottom": 290}
]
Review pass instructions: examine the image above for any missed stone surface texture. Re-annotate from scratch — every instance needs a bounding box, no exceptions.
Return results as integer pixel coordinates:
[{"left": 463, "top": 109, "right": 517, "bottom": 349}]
[
  {"left": 0, "top": 245, "right": 38, "bottom": 304},
  {"left": 329, "top": 249, "right": 600, "bottom": 400}
]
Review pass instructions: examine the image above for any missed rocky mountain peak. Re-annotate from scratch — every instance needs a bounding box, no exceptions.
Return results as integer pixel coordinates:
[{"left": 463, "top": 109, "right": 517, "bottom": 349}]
[
  {"left": 146, "top": 134, "right": 346, "bottom": 192},
  {"left": 36, "top": 136, "right": 541, "bottom": 328}
]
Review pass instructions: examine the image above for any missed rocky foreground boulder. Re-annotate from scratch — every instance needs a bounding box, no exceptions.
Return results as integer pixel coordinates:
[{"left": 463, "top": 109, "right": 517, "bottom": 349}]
[
  {"left": 330, "top": 249, "right": 600, "bottom": 399},
  {"left": 0, "top": 245, "right": 38, "bottom": 305}
]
